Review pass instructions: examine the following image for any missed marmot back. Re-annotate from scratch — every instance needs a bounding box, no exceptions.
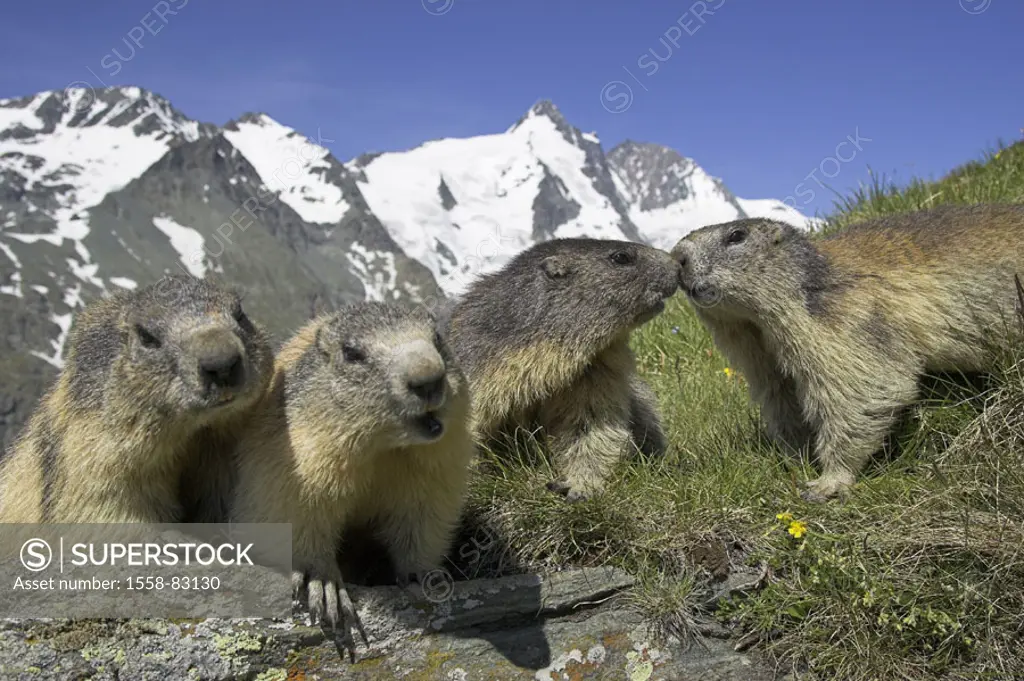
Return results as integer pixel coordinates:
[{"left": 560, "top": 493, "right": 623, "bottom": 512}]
[
  {"left": 229, "top": 302, "right": 473, "bottom": 642},
  {"left": 672, "top": 203, "right": 1024, "bottom": 500},
  {"left": 0, "top": 274, "right": 273, "bottom": 523},
  {"left": 445, "top": 237, "right": 680, "bottom": 500}
]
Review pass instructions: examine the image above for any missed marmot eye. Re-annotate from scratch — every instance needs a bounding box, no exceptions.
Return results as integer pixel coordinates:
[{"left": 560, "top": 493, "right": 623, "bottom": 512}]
[
  {"left": 232, "top": 305, "right": 250, "bottom": 327},
  {"left": 135, "top": 324, "right": 161, "bottom": 350},
  {"left": 609, "top": 250, "right": 635, "bottom": 266},
  {"left": 726, "top": 229, "right": 748, "bottom": 245},
  {"left": 341, "top": 342, "right": 366, "bottom": 363}
]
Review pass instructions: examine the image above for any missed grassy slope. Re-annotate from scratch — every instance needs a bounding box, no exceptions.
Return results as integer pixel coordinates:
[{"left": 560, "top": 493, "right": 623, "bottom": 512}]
[{"left": 462, "top": 140, "right": 1024, "bottom": 680}]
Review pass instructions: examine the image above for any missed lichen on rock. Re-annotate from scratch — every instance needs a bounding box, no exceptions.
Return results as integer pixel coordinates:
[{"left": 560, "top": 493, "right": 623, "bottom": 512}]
[{"left": 0, "top": 567, "right": 768, "bottom": 680}]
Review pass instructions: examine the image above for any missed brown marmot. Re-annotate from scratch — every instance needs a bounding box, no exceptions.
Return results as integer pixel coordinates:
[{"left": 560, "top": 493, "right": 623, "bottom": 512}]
[
  {"left": 228, "top": 302, "right": 473, "bottom": 641},
  {"left": 671, "top": 203, "right": 1024, "bottom": 501},
  {"left": 442, "top": 238, "right": 680, "bottom": 501},
  {"left": 0, "top": 274, "right": 273, "bottom": 523}
]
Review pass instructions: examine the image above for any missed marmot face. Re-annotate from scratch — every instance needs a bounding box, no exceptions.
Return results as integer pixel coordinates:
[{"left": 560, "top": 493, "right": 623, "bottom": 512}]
[
  {"left": 110, "top": 275, "right": 272, "bottom": 422},
  {"left": 528, "top": 239, "right": 681, "bottom": 338},
  {"left": 296, "top": 303, "right": 467, "bottom": 451},
  {"left": 671, "top": 218, "right": 804, "bottom": 317}
]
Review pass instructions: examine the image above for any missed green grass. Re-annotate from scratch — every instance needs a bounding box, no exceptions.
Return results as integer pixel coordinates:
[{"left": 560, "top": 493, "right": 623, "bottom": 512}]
[
  {"left": 458, "top": 138, "right": 1024, "bottom": 680},
  {"left": 822, "top": 139, "right": 1024, "bottom": 233}
]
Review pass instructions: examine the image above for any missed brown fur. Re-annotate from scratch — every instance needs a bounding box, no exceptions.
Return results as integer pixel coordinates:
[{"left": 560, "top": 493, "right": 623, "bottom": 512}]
[
  {"left": 0, "top": 275, "right": 273, "bottom": 523},
  {"left": 671, "top": 204, "right": 1024, "bottom": 500},
  {"left": 444, "top": 238, "right": 679, "bottom": 501},
  {"left": 228, "top": 303, "right": 473, "bottom": 638}
]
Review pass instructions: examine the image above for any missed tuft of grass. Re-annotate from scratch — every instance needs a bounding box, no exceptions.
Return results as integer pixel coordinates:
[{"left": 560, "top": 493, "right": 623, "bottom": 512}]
[
  {"left": 461, "top": 133, "right": 1024, "bottom": 680},
  {"left": 821, "top": 139, "right": 1024, "bottom": 234}
]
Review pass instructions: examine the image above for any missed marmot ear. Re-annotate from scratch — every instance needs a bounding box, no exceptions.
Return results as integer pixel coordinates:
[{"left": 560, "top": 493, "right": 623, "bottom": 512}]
[
  {"left": 314, "top": 323, "right": 338, "bottom": 360},
  {"left": 769, "top": 224, "right": 787, "bottom": 245},
  {"left": 541, "top": 255, "right": 573, "bottom": 279}
]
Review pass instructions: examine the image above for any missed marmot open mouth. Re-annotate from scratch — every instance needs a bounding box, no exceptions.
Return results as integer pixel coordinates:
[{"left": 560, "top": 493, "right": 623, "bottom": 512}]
[
  {"left": 199, "top": 391, "right": 238, "bottom": 407},
  {"left": 193, "top": 386, "right": 258, "bottom": 414},
  {"left": 634, "top": 299, "right": 666, "bottom": 325},
  {"left": 415, "top": 413, "right": 445, "bottom": 439}
]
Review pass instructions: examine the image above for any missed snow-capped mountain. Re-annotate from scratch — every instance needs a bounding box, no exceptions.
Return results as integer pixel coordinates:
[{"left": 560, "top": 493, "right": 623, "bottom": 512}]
[
  {"left": 0, "top": 86, "right": 813, "bottom": 447},
  {"left": 608, "top": 141, "right": 814, "bottom": 248},
  {"left": 349, "top": 101, "right": 814, "bottom": 295}
]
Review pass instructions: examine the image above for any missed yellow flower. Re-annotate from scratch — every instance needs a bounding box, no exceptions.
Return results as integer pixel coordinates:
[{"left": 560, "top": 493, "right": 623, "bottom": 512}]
[
  {"left": 776, "top": 512, "right": 793, "bottom": 523},
  {"left": 787, "top": 520, "right": 808, "bottom": 539},
  {"left": 722, "top": 368, "right": 734, "bottom": 377}
]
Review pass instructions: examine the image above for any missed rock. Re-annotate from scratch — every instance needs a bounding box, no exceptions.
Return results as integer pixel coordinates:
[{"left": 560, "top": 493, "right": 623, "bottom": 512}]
[{"left": 0, "top": 567, "right": 771, "bottom": 680}]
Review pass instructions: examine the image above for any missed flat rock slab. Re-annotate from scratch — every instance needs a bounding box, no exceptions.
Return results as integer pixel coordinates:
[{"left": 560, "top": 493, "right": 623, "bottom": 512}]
[{"left": 0, "top": 567, "right": 771, "bottom": 680}]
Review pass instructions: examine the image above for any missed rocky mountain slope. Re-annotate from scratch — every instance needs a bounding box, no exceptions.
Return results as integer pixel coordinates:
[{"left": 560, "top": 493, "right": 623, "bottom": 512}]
[{"left": 0, "top": 86, "right": 812, "bottom": 447}]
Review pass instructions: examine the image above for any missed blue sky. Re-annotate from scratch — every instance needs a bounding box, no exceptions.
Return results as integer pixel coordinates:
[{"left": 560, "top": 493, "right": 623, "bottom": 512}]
[{"left": 1, "top": 0, "right": 1021, "bottom": 217}]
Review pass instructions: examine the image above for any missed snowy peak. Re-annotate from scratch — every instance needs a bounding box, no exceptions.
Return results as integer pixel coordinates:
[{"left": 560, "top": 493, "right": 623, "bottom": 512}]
[
  {"left": 0, "top": 87, "right": 209, "bottom": 143},
  {"left": 508, "top": 99, "right": 571, "bottom": 135},
  {"left": 509, "top": 101, "right": 639, "bottom": 239},
  {"left": 349, "top": 99, "right": 647, "bottom": 295},
  {"left": 608, "top": 140, "right": 699, "bottom": 211},
  {"left": 606, "top": 138, "right": 817, "bottom": 249},
  {"left": 0, "top": 86, "right": 214, "bottom": 245},
  {"left": 510, "top": 99, "right": 603, "bottom": 150},
  {"left": 223, "top": 112, "right": 350, "bottom": 224},
  {"left": 231, "top": 111, "right": 270, "bottom": 126},
  {"left": 0, "top": 86, "right": 219, "bottom": 309},
  {"left": 217, "top": 111, "right": 439, "bottom": 305}
]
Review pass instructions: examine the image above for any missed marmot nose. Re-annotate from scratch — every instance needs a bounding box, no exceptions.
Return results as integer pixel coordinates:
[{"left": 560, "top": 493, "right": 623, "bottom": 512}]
[
  {"left": 689, "top": 282, "right": 714, "bottom": 300},
  {"left": 669, "top": 244, "right": 691, "bottom": 283},
  {"left": 199, "top": 349, "right": 245, "bottom": 390},
  {"left": 407, "top": 375, "right": 446, "bottom": 408},
  {"left": 669, "top": 241, "right": 688, "bottom": 267}
]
